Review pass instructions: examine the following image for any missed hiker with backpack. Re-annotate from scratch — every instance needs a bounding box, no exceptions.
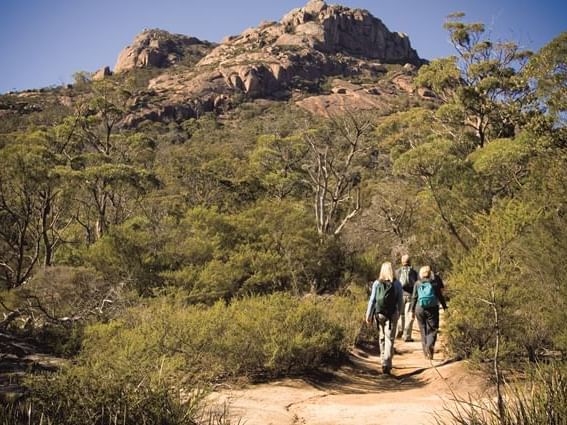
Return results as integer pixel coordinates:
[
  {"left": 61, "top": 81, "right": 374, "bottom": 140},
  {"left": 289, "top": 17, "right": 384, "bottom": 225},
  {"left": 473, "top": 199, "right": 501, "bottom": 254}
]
[
  {"left": 365, "top": 261, "right": 404, "bottom": 374},
  {"left": 395, "top": 254, "right": 418, "bottom": 342},
  {"left": 410, "top": 265, "right": 448, "bottom": 360}
]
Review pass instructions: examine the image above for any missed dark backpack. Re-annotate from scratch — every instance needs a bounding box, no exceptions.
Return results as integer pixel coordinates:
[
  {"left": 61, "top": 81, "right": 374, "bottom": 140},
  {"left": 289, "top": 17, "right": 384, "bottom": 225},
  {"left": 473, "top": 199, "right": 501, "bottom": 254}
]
[
  {"left": 417, "top": 281, "right": 438, "bottom": 308},
  {"left": 374, "top": 280, "right": 397, "bottom": 319},
  {"left": 399, "top": 266, "right": 414, "bottom": 292}
]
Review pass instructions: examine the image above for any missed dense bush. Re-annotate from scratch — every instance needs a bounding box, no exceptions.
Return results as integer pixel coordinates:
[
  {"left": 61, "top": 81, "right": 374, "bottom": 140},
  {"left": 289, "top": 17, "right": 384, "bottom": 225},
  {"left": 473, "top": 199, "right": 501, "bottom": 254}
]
[
  {"left": 446, "top": 170, "right": 567, "bottom": 362},
  {"left": 86, "top": 200, "right": 340, "bottom": 300},
  {"left": 78, "top": 291, "right": 363, "bottom": 383},
  {"left": 2, "top": 374, "right": 205, "bottom": 425}
]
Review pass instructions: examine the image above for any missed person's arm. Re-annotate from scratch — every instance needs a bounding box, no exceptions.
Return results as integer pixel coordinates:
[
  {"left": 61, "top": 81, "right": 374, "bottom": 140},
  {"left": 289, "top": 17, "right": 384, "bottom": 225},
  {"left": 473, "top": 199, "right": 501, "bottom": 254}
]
[
  {"left": 436, "top": 283, "right": 448, "bottom": 310},
  {"left": 365, "top": 281, "right": 378, "bottom": 323},
  {"left": 409, "top": 281, "right": 419, "bottom": 314}
]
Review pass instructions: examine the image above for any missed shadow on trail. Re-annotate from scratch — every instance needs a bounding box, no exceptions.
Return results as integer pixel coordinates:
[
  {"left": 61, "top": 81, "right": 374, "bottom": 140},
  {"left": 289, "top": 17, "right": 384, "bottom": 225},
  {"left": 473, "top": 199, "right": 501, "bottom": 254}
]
[{"left": 301, "top": 342, "right": 428, "bottom": 394}]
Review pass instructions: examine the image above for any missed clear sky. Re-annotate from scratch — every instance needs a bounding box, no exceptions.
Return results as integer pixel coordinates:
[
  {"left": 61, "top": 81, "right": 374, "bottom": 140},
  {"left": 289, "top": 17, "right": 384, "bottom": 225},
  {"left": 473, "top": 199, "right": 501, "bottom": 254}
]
[{"left": 1, "top": 0, "right": 565, "bottom": 93}]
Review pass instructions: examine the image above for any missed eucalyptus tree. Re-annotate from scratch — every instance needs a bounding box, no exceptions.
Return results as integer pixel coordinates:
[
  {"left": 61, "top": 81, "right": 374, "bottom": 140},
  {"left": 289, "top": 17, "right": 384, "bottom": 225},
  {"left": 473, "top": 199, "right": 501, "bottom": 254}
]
[
  {"left": 59, "top": 79, "right": 158, "bottom": 242},
  {"left": 416, "top": 13, "right": 532, "bottom": 149}
]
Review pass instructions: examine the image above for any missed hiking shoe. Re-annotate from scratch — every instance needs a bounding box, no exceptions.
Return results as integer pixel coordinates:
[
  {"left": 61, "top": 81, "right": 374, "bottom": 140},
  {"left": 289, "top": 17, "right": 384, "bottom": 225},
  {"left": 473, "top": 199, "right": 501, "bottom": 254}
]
[
  {"left": 403, "top": 337, "right": 414, "bottom": 342},
  {"left": 382, "top": 365, "right": 391, "bottom": 374}
]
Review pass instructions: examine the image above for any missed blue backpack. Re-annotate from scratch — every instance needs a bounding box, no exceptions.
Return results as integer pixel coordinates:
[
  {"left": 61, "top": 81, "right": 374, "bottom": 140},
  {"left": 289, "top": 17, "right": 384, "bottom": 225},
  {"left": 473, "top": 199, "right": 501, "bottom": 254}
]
[{"left": 417, "top": 281, "right": 438, "bottom": 308}]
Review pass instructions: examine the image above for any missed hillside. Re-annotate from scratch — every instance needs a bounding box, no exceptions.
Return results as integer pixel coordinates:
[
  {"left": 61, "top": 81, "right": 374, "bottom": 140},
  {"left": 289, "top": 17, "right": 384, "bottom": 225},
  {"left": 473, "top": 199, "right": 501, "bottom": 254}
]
[{"left": 0, "top": 1, "right": 566, "bottom": 424}]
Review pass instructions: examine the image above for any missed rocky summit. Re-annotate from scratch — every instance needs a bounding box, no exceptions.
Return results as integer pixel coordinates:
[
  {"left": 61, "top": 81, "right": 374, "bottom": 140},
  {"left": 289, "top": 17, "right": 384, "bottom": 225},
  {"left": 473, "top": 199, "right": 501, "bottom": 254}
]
[
  {"left": 118, "top": 0, "right": 425, "bottom": 126},
  {"left": 114, "top": 29, "right": 214, "bottom": 73}
]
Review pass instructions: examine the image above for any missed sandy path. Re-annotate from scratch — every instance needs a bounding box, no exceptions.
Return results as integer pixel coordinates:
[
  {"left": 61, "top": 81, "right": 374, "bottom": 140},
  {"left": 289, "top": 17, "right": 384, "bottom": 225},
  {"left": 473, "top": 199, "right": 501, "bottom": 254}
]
[{"left": 211, "top": 315, "right": 488, "bottom": 424}]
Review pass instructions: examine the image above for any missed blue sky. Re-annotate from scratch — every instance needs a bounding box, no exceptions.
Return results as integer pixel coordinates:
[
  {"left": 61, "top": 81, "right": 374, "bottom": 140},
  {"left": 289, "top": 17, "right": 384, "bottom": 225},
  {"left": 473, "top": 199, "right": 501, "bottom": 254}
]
[{"left": 1, "top": 0, "right": 565, "bottom": 93}]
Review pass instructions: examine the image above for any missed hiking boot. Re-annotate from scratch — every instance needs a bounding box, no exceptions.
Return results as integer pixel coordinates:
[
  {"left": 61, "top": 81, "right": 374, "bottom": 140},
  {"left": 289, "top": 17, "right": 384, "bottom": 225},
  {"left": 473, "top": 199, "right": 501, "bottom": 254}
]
[
  {"left": 382, "top": 365, "right": 391, "bottom": 374},
  {"left": 403, "top": 337, "right": 414, "bottom": 342}
]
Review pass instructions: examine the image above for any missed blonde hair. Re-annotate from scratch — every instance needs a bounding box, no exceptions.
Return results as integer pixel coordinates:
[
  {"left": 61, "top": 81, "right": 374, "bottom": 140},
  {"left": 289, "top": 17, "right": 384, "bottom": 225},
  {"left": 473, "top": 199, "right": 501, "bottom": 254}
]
[
  {"left": 378, "top": 261, "right": 394, "bottom": 282},
  {"left": 419, "top": 265, "right": 432, "bottom": 280}
]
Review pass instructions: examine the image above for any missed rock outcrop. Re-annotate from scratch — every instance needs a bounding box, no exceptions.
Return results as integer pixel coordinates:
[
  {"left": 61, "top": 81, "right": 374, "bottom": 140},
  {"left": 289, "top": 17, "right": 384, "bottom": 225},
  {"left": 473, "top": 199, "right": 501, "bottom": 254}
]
[
  {"left": 121, "top": 0, "right": 425, "bottom": 125},
  {"left": 114, "top": 29, "right": 214, "bottom": 73},
  {"left": 278, "top": 0, "right": 419, "bottom": 62},
  {"left": 92, "top": 66, "right": 112, "bottom": 81},
  {"left": 296, "top": 78, "right": 387, "bottom": 116}
]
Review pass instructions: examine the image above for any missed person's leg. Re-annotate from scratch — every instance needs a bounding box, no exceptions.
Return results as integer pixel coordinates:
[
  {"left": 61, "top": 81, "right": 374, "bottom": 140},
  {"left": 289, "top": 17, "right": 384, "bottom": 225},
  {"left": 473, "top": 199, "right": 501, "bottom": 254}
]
[
  {"left": 376, "top": 314, "right": 386, "bottom": 357},
  {"left": 415, "top": 308, "right": 427, "bottom": 357},
  {"left": 397, "top": 306, "right": 405, "bottom": 339},
  {"left": 403, "top": 294, "right": 414, "bottom": 341},
  {"left": 382, "top": 314, "right": 398, "bottom": 373},
  {"left": 425, "top": 308, "right": 440, "bottom": 359}
]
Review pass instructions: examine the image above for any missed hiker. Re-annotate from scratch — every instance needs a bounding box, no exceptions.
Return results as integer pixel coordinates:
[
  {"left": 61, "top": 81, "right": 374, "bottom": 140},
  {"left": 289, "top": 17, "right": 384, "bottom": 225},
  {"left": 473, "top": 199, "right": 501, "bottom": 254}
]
[
  {"left": 395, "top": 254, "right": 418, "bottom": 342},
  {"left": 410, "top": 266, "right": 448, "bottom": 360},
  {"left": 365, "top": 261, "right": 404, "bottom": 374}
]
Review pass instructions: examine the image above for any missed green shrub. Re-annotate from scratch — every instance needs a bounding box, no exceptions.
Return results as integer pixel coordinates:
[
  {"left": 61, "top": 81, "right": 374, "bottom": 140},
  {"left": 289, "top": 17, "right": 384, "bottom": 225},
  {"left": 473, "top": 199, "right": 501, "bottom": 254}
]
[
  {"left": 446, "top": 200, "right": 567, "bottom": 362},
  {"left": 316, "top": 285, "right": 368, "bottom": 348},
  {"left": 0, "top": 353, "right": 205, "bottom": 425},
  {"left": 0, "top": 292, "right": 363, "bottom": 424},
  {"left": 62, "top": 292, "right": 361, "bottom": 385},
  {"left": 439, "top": 362, "right": 567, "bottom": 425}
]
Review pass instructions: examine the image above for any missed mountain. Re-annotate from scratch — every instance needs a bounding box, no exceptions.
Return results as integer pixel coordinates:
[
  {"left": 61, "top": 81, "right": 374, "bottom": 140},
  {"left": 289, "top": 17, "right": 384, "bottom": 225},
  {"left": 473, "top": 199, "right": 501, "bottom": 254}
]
[
  {"left": 0, "top": 1, "right": 431, "bottom": 127},
  {"left": 113, "top": 0, "right": 427, "bottom": 125}
]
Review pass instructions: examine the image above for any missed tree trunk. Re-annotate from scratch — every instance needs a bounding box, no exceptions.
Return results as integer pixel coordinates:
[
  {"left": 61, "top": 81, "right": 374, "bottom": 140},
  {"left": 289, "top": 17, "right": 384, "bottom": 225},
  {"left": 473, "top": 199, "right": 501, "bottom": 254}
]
[
  {"left": 41, "top": 192, "right": 53, "bottom": 267},
  {"left": 492, "top": 296, "right": 506, "bottom": 423}
]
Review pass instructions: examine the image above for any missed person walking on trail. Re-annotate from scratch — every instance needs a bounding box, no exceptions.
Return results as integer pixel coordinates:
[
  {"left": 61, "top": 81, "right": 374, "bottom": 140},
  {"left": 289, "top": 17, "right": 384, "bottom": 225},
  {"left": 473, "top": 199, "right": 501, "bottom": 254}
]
[
  {"left": 410, "top": 266, "right": 448, "bottom": 360},
  {"left": 395, "top": 254, "right": 418, "bottom": 342},
  {"left": 365, "top": 261, "right": 404, "bottom": 374}
]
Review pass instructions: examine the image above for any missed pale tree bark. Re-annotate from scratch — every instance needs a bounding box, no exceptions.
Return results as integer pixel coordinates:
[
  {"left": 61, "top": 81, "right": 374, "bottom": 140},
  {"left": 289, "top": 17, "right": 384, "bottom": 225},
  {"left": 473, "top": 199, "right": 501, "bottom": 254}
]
[{"left": 303, "top": 114, "right": 372, "bottom": 238}]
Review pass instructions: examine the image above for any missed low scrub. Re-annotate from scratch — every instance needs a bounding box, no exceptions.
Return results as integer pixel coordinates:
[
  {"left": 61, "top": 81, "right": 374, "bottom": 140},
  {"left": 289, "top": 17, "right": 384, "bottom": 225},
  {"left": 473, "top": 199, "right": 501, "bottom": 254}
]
[
  {"left": 1, "top": 378, "right": 205, "bottom": 425},
  {"left": 1, "top": 291, "right": 365, "bottom": 424},
  {"left": 79, "top": 291, "right": 363, "bottom": 383}
]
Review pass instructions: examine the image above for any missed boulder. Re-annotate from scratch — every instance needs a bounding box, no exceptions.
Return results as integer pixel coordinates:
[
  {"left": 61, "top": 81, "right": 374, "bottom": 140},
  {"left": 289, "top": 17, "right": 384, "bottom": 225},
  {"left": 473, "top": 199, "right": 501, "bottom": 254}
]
[
  {"left": 392, "top": 75, "right": 414, "bottom": 93},
  {"left": 304, "top": 0, "right": 327, "bottom": 15}
]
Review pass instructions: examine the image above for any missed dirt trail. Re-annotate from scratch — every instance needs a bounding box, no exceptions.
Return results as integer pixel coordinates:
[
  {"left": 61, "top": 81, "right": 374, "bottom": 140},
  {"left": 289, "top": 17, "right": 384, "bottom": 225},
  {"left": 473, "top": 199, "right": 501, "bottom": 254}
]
[{"left": 211, "top": 315, "right": 488, "bottom": 424}]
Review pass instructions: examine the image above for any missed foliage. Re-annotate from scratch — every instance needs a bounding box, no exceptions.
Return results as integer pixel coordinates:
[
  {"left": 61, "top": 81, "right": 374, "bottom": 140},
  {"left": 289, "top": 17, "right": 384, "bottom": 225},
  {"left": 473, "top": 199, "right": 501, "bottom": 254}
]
[
  {"left": 249, "top": 133, "right": 308, "bottom": 200},
  {"left": 438, "top": 362, "right": 567, "bottom": 425},
  {"left": 446, "top": 197, "right": 567, "bottom": 361},
  {"left": 523, "top": 31, "right": 567, "bottom": 125},
  {"left": 58, "top": 292, "right": 360, "bottom": 385},
  {"left": 1, "top": 365, "right": 206, "bottom": 425},
  {"left": 416, "top": 13, "right": 531, "bottom": 148}
]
